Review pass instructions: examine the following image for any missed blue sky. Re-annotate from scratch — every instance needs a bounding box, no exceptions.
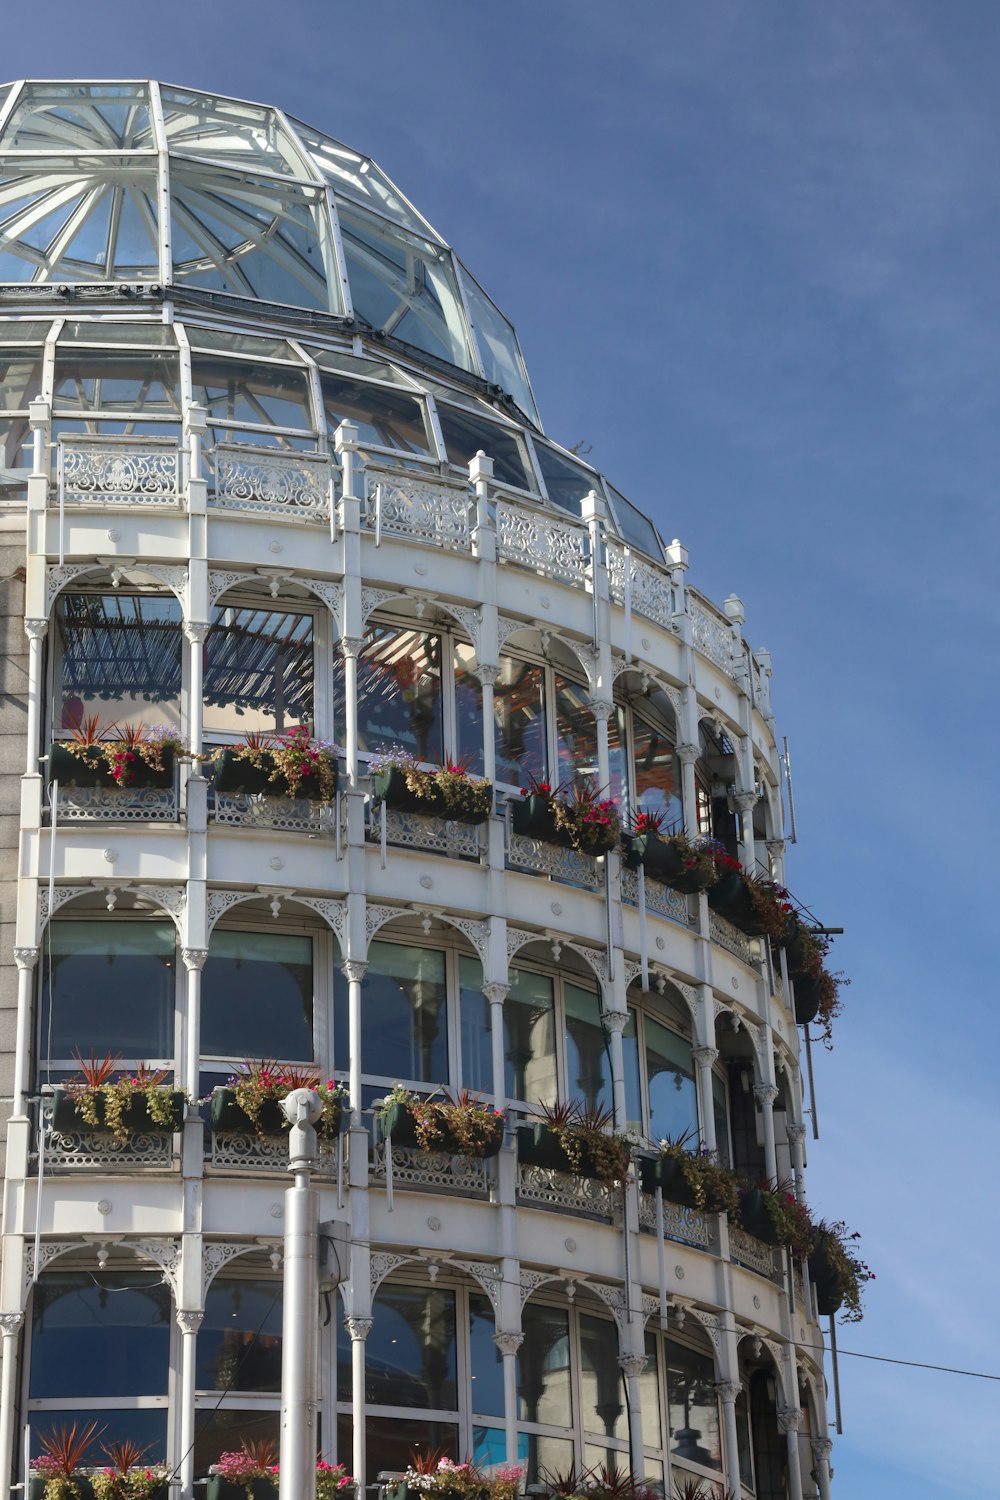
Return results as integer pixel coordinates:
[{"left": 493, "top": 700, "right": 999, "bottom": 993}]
[{"left": 6, "top": 3, "right": 998, "bottom": 1495}]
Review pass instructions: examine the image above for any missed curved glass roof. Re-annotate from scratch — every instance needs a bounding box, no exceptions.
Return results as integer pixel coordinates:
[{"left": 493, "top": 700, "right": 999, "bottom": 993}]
[{"left": 0, "top": 80, "right": 539, "bottom": 424}]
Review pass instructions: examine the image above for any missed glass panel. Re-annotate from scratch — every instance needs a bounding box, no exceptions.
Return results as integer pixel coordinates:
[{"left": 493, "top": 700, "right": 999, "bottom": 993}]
[
  {"left": 293, "top": 120, "right": 438, "bottom": 238},
  {"left": 0, "top": 415, "right": 30, "bottom": 502},
  {"left": 493, "top": 656, "right": 547, "bottom": 789},
  {"left": 187, "top": 327, "right": 293, "bottom": 360},
  {"left": 632, "top": 713, "right": 681, "bottom": 833},
  {"left": 58, "top": 320, "right": 175, "bottom": 347},
  {"left": 621, "top": 1009, "right": 642, "bottom": 1135},
  {"left": 43, "top": 643, "right": 136, "bottom": 749},
  {"left": 160, "top": 88, "right": 310, "bottom": 177},
  {"left": 554, "top": 674, "right": 625, "bottom": 801},
  {"left": 520, "top": 1434, "right": 573, "bottom": 1488},
  {"left": 0, "top": 158, "right": 159, "bottom": 282},
  {"left": 458, "top": 265, "right": 539, "bottom": 426},
  {"left": 535, "top": 444, "right": 600, "bottom": 516},
  {"left": 336, "top": 199, "right": 472, "bottom": 371},
  {"left": 668, "top": 1346, "right": 722, "bottom": 1473},
  {"left": 194, "top": 1410, "right": 280, "bottom": 1479},
  {"left": 29, "top": 1272, "right": 169, "bottom": 1398},
  {"left": 564, "top": 985, "right": 613, "bottom": 1116},
  {"left": 171, "top": 160, "right": 337, "bottom": 313},
  {"left": 310, "top": 348, "right": 413, "bottom": 386},
  {"left": 606, "top": 485, "right": 662, "bottom": 558},
  {"left": 337, "top": 624, "right": 443, "bottom": 762},
  {"left": 518, "top": 1303, "right": 571, "bottom": 1427},
  {"left": 319, "top": 372, "right": 432, "bottom": 456},
  {"left": 363, "top": 1284, "right": 457, "bottom": 1409},
  {"left": 358, "top": 941, "right": 447, "bottom": 1085},
  {"left": 30, "top": 1412, "right": 167, "bottom": 1467},
  {"left": 40, "top": 920, "right": 175, "bottom": 1066},
  {"left": 641, "top": 1331, "right": 661, "bottom": 1449},
  {"left": 355, "top": 1416, "right": 458, "bottom": 1483},
  {"left": 201, "top": 930, "right": 313, "bottom": 1063},
  {"left": 469, "top": 1293, "right": 504, "bottom": 1418},
  {"left": 580, "top": 1315, "right": 627, "bottom": 1443},
  {"left": 0, "top": 344, "right": 42, "bottom": 501},
  {"left": 0, "top": 345, "right": 44, "bottom": 409},
  {"left": 1, "top": 84, "right": 153, "bottom": 151},
  {"left": 645, "top": 1016, "right": 698, "bottom": 1145},
  {"left": 458, "top": 955, "right": 491, "bottom": 1097},
  {"left": 191, "top": 354, "right": 311, "bottom": 431},
  {"left": 735, "top": 1386, "right": 754, "bottom": 1489},
  {"left": 204, "top": 603, "right": 314, "bottom": 737},
  {"left": 436, "top": 402, "right": 531, "bottom": 492},
  {"left": 52, "top": 350, "right": 181, "bottom": 422},
  {"left": 454, "top": 643, "right": 484, "bottom": 776},
  {"left": 458, "top": 956, "right": 556, "bottom": 1106},
  {"left": 197, "top": 1279, "right": 282, "bottom": 1393},
  {"left": 713, "top": 1074, "right": 731, "bottom": 1168},
  {"left": 473, "top": 1427, "right": 524, "bottom": 1472}
]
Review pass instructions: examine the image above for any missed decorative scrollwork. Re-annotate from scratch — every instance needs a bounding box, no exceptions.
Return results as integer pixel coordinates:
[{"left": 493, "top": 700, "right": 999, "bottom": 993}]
[
  {"left": 213, "top": 443, "right": 332, "bottom": 520},
  {"left": 369, "top": 807, "right": 483, "bottom": 862},
  {"left": 690, "top": 598, "right": 737, "bottom": 676},
  {"left": 620, "top": 867, "right": 692, "bottom": 927},
  {"left": 516, "top": 1162, "right": 616, "bottom": 1221},
  {"left": 507, "top": 832, "right": 601, "bottom": 892},
  {"left": 637, "top": 1191, "right": 715, "bottom": 1251},
  {"left": 606, "top": 545, "right": 677, "bottom": 630},
  {"left": 213, "top": 792, "right": 335, "bottom": 835},
  {"left": 709, "top": 911, "right": 755, "bottom": 966},
  {"left": 53, "top": 786, "right": 178, "bottom": 823},
  {"left": 365, "top": 470, "right": 473, "bottom": 550},
  {"left": 371, "top": 1145, "right": 490, "bottom": 1196},
  {"left": 43, "top": 1128, "right": 176, "bottom": 1170},
  {"left": 496, "top": 502, "right": 589, "bottom": 587},
  {"left": 729, "top": 1223, "right": 782, "bottom": 1282},
  {"left": 59, "top": 435, "right": 181, "bottom": 506}
]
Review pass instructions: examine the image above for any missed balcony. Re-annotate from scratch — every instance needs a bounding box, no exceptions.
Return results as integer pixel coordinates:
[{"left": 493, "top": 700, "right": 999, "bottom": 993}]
[
  {"left": 211, "top": 441, "right": 334, "bottom": 521},
  {"left": 58, "top": 433, "right": 182, "bottom": 508}
]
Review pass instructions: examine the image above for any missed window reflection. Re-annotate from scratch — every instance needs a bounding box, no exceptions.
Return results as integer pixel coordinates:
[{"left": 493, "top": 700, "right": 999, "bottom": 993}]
[
  {"left": 40, "top": 920, "right": 175, "bottom": 1068},
  {"left": 458, "top": 957, "right": 556, "bottom": 1106},
  {"left": 320, "top": 372, "right": 432, "bottom": 456},
  {"left": 632, "top": 713, "right": 681, "bottom": 831},
  {"left": 197, "top": 1279, "right": 282, "bottom": 1393},
  {"left": 29, "top": 1272, "right": 169, "bottom": 1400},
  {"left": 555, "top": 674, "right": 626, "bottom": 801},
  {"left": 646, "top": 1015, "right": 699, "bottom": 1144},
  {"left": 204, "top": 603, "right": 314, "bottom": 737},
  {"left": 579, "top": 1314, "right": 626, "bottom": 1442},
  {"left": 362, "top": 1284, "right": 457, "bottom": 1411},
  {"left": 454, "top": 644, "right": 485, "bottom": 775},
  {"left": 200, "top": 930, "right": 313, "bottom": 1066},
  {"left": 518, "top": 1303, "right": 571, "bottom": 1427},
  {"left": 357, "top": 941, "right": 447, "bottom": 1085},
  {"left": 667, "top": 1345, "right": 723, "bottom": 1473},
  {"left": 564, "top": 984, "right": 613, "bottom": 1115},
  {"left": 53, "top": 591, "right": 183, "bottom": 735},
  {"left": 340, "top": 624, "right": 443, "bottom": 762},
  {"left": 436, "top": 401, "right": 531, "bottom": 492},
  {"left": 494, "top": 657, "right": 546, "bottom": 788}
]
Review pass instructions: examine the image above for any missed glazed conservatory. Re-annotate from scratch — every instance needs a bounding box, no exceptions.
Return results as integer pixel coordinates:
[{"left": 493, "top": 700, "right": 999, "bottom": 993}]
[{"left": 0, "top": 81, "right": 840, "bottom": 1500}]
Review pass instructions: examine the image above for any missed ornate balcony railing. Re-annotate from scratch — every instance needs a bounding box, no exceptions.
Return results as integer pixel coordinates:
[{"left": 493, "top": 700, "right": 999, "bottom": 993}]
[
  {"left": 689, "top": 593, "right": 736, "bottom": 674},
  {"left": 517, "top": 1161, "right": 618, "bottom": 1221},
  {"left": 212, "top": 792, "right": 336, "bottom": 835},
  {"left": 364, "top": 468, "right": 473, "bottom": 550},
  {"left": 212, "top": 442, "right": 332, "bottom": 520},
  {"left": 371, "top": 1143, "right": 491, "bottom": 1197},
  {"left": 58, "top": 434, "right": 181, "bottom": 507},
  {"left": 369, "top": 805, "right": 484, "bottom": 863},
  {"left": 620, "top": 867, "right": 693, "bottom": 928},
  {"left": 606, "top": 544, "right": 677, "bottom": 631},
  {"left": 709, "top": 910, "right": 756, "bottom": 967},
  {"left": 729, "top": 1223, "right": 783, "bottom": 1282},
  {"left": 496, "top": 500, "right": 590, "bottom": 587},
  {"left": 637, "top": 1189, "right": 716, "bottom": 1251},
  {"left": 506, "top": 829, "right": 602, "bottom": 892},
  {"left": 40, "top": 1102, "right": 177, "bottom": 1171},
  {"left": 51, "top": 785, "right": 179, "bottom": 823}
]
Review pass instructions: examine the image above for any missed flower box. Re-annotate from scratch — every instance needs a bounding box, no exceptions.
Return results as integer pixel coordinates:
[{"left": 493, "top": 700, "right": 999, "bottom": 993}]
[
  {"left": 206, "top": 1479, "right": 276, "bottom": 1500},
  {"left": 49, "top": 1085, "right": 186, "bottom": 1136},
  {"left": 210, "top": 1087, "right": 346, "bottom": 1139},
  {"left": 782, "top": 917, "right": 815, "bottom": 975},
  {"left": 621, "top": 830, "right": 685, "bottom": 881},
  {"left": 515, "top": 1120, "right": 625, "bottom": 1179},
  {"left": 808, "top": 1236, "right": 846, "bottom": 1317},
  {"left": 510, "top": 793, "right": 559, "bottom": 841},
  {"left": 372, "top": 764, "right": 429, "bottom": 814},
  {"left": 211, "top": 747, "right": 277, "bottom": 796},
  {"left": 378, "top": 1097, "right": 422, "bottom": 1147},
  {"left": 47, "top": 743, "right": 176, "bottom": 791},
  {"left": 372, "top": 765, "right": 491, "bottom": 824},
  {"left": 379, "top": 1097, "right": 504, "bottom": 1158},
  {"left": 737, "top": 1187, "right": 781, "bottom": 1245},
  {"left": 637, "top": 1152, "right": 701, "bottom": 1207},
  {"left": 29, "top": 1482, "right": 98, "bottom": 1500},
  {"left": 707, "top": 872, "right": 767, "bottom": 935},
  {"left": 791, "top": 972, "right": 822, "bottom": 1025}
]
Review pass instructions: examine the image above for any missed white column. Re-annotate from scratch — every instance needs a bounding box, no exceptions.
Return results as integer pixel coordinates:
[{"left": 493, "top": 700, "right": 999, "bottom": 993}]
[
  {"left": 734, "top": 788, "right": 759, "bottom": 870},
  {"left": 183, "top": 622, "right": 209, "bottom": 760},
  {"left": 811, "top": 1435, "right": 833, "bottom": 1500},
  {"left": 602, "top": 1009, "right": 629, "bottom": 1129},
  {"left": 0, "top": 1312, "right": 23, "bottom": 1500},
  {"left": 755, "top": 1083, "right": 779, "bottom": 1183},
  {"left": 482, "top": 982, "right": 508, "bottom": 1111},
  {"left": 345, "top": 1315, "right": 373, "bottom": 1492},
  {"left": 279, "top": 1091, "right": 323, "bottom": 1500},
  {"left": 176, "top": 1309, "right": 203, "bottom": 1500},
  {"left": 23, "top": 621, "right": 47, "bottom": 776},
  {"left": 618, "top": 1352, "right": 648, "bottom": 1475},
  {"left": 340, "top": 639, "right": 363, "bottom": 792},
  {"left": 590, "top": 698, "right": 613, "bottom": 792},
  {"left": 342, "top": 961, "right": 368, "bottom": 1115},
  {"left": 715, "top": 1379, "right": 743, "bottom": 1498},
  {"left": 477, "top": 665, "right": 499, "bottom": 784},
  {"left": 493, "top": 1330, "right": 523, "bottom": 1466},
  {"left": 778, "top": 1404, "right": 805, "bottom": 1498},
  {"left": 181, "top": 949, "right": 208, "bottom": 1101},
  {"left": 692, "top": 1046, "right": 719, "bottom": 1153},
  {"left": 12, "top": 949, "right": 38, "bottom": 1115},
  {"left": 787, "top": 1121, "right": 807, "bottom": 1200},
  {"left": 676, "top": 742, "right": 700, "bottom": 838}
]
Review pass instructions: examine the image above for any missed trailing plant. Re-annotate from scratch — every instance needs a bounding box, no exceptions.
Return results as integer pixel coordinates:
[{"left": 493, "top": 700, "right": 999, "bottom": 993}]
[
  {"left": 810, "top": 1218, "right": 874, "bottom": 1324},
  {"left": 92, "top": 1441, "right": 167, "bottom": 1500},
  {"left": 739, "top": 1180, "right": 815, "bottom": 1259},
  {"left": 814, "top": 969, "right": 848, "bottom": 1049},
  {"left": 32, "top": 1421, "right": 104, "bottom": 1500},
  {"left": 227, "top": 1059, "right": 347, "bottom": 1140},
  {"left": 369, "top": 746, "right": 492, "bottom": 820},
  {"left": 743, "top": 876, "right": 794, "bottom": 943},
  {"left": 626, "top": 816, "right": 718, "bottom": 889},
  {"left": 536, "top": 1100, "right": 632, "bottom": 1185},
  {"left": 65, "top": 1052, "right": 185, "bottom": 1144},
  {"left": 213, "top": 1441, "right": 278, "bottom": 1499},
  {"left": 267, "top": 724, "right": 338, "bottom": 799},
  {"left": 652, "top": 1135, "right": 741, "bottom": 1215},
  {"left": 549, "top": 781, "right": 621, "bottom": 854},
  {"left": 378, "top": 1085, "right": 505, "bottom": 1156}
]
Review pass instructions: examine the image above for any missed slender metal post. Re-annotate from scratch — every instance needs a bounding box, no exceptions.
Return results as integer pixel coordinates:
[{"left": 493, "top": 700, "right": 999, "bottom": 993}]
[
  {"left": 0, "top": 1314, "right": 24, "bottom": 1500},
  {"left": 279, "top": 1089, "right": 322, "bottom": 1500},
  {"left": 176, "top": 1311, "right": 203, "bottom": 1500},
  {"left": 493, "top": 1331, "right": 523, "bottom": 1466},
  {"left": 23, "top": 621, "right": 47, "bottom": 775}
]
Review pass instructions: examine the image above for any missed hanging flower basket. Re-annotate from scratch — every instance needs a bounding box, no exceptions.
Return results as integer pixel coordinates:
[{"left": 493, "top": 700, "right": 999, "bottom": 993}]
[
  {"left": 370, "top": 751, "right": 492, "bottom": 824},
  {"left": 29, "top": 1483, "right": 99, "bottom": 1500},
  {"left": 792, "top": 972, "right": 822, "bottom": 1025},
  {"left": 50, "top": 1085, "right": 186, "bottom": 1138},
  {"left": 707, "top": 872, "right": 766, "bottom": 934},
  {"left": 211, "top": 729, "right": 338, "bottom": 802},
  {"left": 47, "top": 742, "right": 176, "bottom": 791},
  {"left": 638, "top": 1151, "right": 701, "bottom": 1207},
  {"left": 809, "top": 1236, "right": 845, "bottom": 1317},
  {"left": 510, "top": 791, "right": 558, "bottom": 841},
  {"left": 378, "top": 1089, "right": 505, "bottom": 1158},
  {"left": 372, "top": 764, "right": 427, "bottom": 813},
  {"left": 621, "top": 831, "right": 685, "bottom": 882},
  {"left": 516, "top": 1108, "right": 632, "bottom": 1185},
  {"left": 737, "top": 1187, "right": 782, "bottom": 1245},
  {"left": 516, "top": 1120, "right": 573, "bottom": 1170}
]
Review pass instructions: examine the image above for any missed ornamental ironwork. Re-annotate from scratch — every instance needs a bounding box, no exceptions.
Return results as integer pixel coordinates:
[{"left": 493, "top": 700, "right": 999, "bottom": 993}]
[
  {"left": 690, "top": 599, "right": 736, "bottom": 674},
  {"left": 606, "top": 544, "right": 676, "bottom": 631},
  {"left": 59, "top": 435, "right": 181, "bottom": 507},
  {"left": 53, "top": 786, "right": 179, "bottom": 823},
  {"left": 496, "top": 502, "right": 589, "bottom": 586},
  {"left": 365, "top": 470, "right": 473, "bottom": 550},
  {"left": 371, "top": 1145, "right": 491, "bottom": 1196},
  {"left": 709, "top": 910, "right": 755, "bottom": 966},
  {"left": 212, "top": 792, "right": 335, "bottom": 835},
  {"left": 729, "top": 1223, "right": 783, "bottom": 1282},
  {"left": 620, "top": 867, "right": 692, "bottom": 927},
  {"left": 370, "top": 806, "right": 483, "bottom": 862},
  {"left": 516, "top": 1162, "right": 618, "bottom": 1221},
  {"left": 507, "top": 830, "right": 601, "bottom": 892},
  {"left": 637, "top": 1189, "right": 715, "bottom": 1251},
  {"left": 213, "top": 442, "right": 332, "bottom": 520}
]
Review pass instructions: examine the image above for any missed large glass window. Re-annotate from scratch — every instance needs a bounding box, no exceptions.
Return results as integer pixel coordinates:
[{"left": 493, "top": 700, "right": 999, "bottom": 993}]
[
  {"left": 436, "top": 402, "right": 532, "bottom": 492},
  {"left": 197, "top": 1279, "right": 282, "bottom": 1395},
  {"left": 555, "top": 673, "right": 626, "bottom": 802},
  {"left": 564, "top": 984, "right": 613, "bottom": 1116},
  {"left": 190, "top": 352, "right": 314, "bottom": 449},
  {"left": 319, "top": 371, "right": 432, "bottom": 457},
  {"left": 0, "top": 336, "right": 44, "bottom": 503},
  {"left": 454, "top": 643, "right": 485, "bottom": 776},
  {"left": 493, "top": 657, "right": 547, "bottom": 788},
  {"left": 27, "top": 1269, "right": 170, "bottom": 1464},
  {"left": 535, "top": 444, "right": 601, "bottom": 516},
  {"left": 360, "top": 1284, "right": 457, "bottom": 1411},
  {"left": 204, "top": 603, "right": 314, "bottom": 738},
  {"left": 458, "top": 958, "right": 556, "bottom": 1106},
  {"left": 645, "top": 1016, "right": 699, "bottom": 1145},
  {"left": 337, "top": 624, "right": 443, "bottom": 762},
  {"left": 52, "top": 346, "right": 181, "bottom": 439},
  {"left": 631, "top": 711, "right": 682, "bottom": 832},
  {"left": 200, "top": 930, "right": 314, "bottom": 1070},
  {"left": 456, "top": 265, "right": 540, "bottom": 427},
  {"left": 340, "top": 941, "right": 447, "bottom": 1087},
  {"left": 667, "top": 1344, "right": 723, "bottom": 1476},
  {"left": 52, "top": 592, "right": 183, "bottom": 737},
  {"left": 40, "top": 920, "right": 175, "bottom": 1073}
]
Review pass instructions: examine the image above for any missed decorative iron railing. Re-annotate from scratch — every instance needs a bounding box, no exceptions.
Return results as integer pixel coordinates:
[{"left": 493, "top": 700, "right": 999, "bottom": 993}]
[
  {"left": 212, "top": 442, "right": 332, "bottom": 520},
  {"left": 58, "top": 434, "right": 181, "bottom": 507}
]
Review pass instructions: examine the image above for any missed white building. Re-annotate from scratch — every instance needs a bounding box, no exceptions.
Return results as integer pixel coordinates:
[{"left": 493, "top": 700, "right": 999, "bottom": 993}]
[{"left": 0, "top": 80, "right": 837, "bottom": 1500}]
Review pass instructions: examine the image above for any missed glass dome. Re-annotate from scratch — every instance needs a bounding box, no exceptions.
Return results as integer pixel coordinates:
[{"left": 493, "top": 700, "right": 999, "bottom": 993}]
[{"left": 0, "top": 80, "right": 539, "bottom": 423}]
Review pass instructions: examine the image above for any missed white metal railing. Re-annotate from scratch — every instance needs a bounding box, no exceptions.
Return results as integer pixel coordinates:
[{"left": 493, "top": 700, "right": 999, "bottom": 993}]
[
  {"left": 496, "top": 500, "right": 590, "bottom": 586},
  {"left": 606, "top": 543, "right": 676, "bottom": 631},
  {"left": 689, "top": 593, "right": 736, "bottom": 673},
  {"left": 212, "top": 442, "right": 333, "bottom": 520},
  {"left": 365, "top": 469, "right": 473, "bottom": 550},
  {"left": 58, "top": 434, "right": 181, "bottom": 507}
]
